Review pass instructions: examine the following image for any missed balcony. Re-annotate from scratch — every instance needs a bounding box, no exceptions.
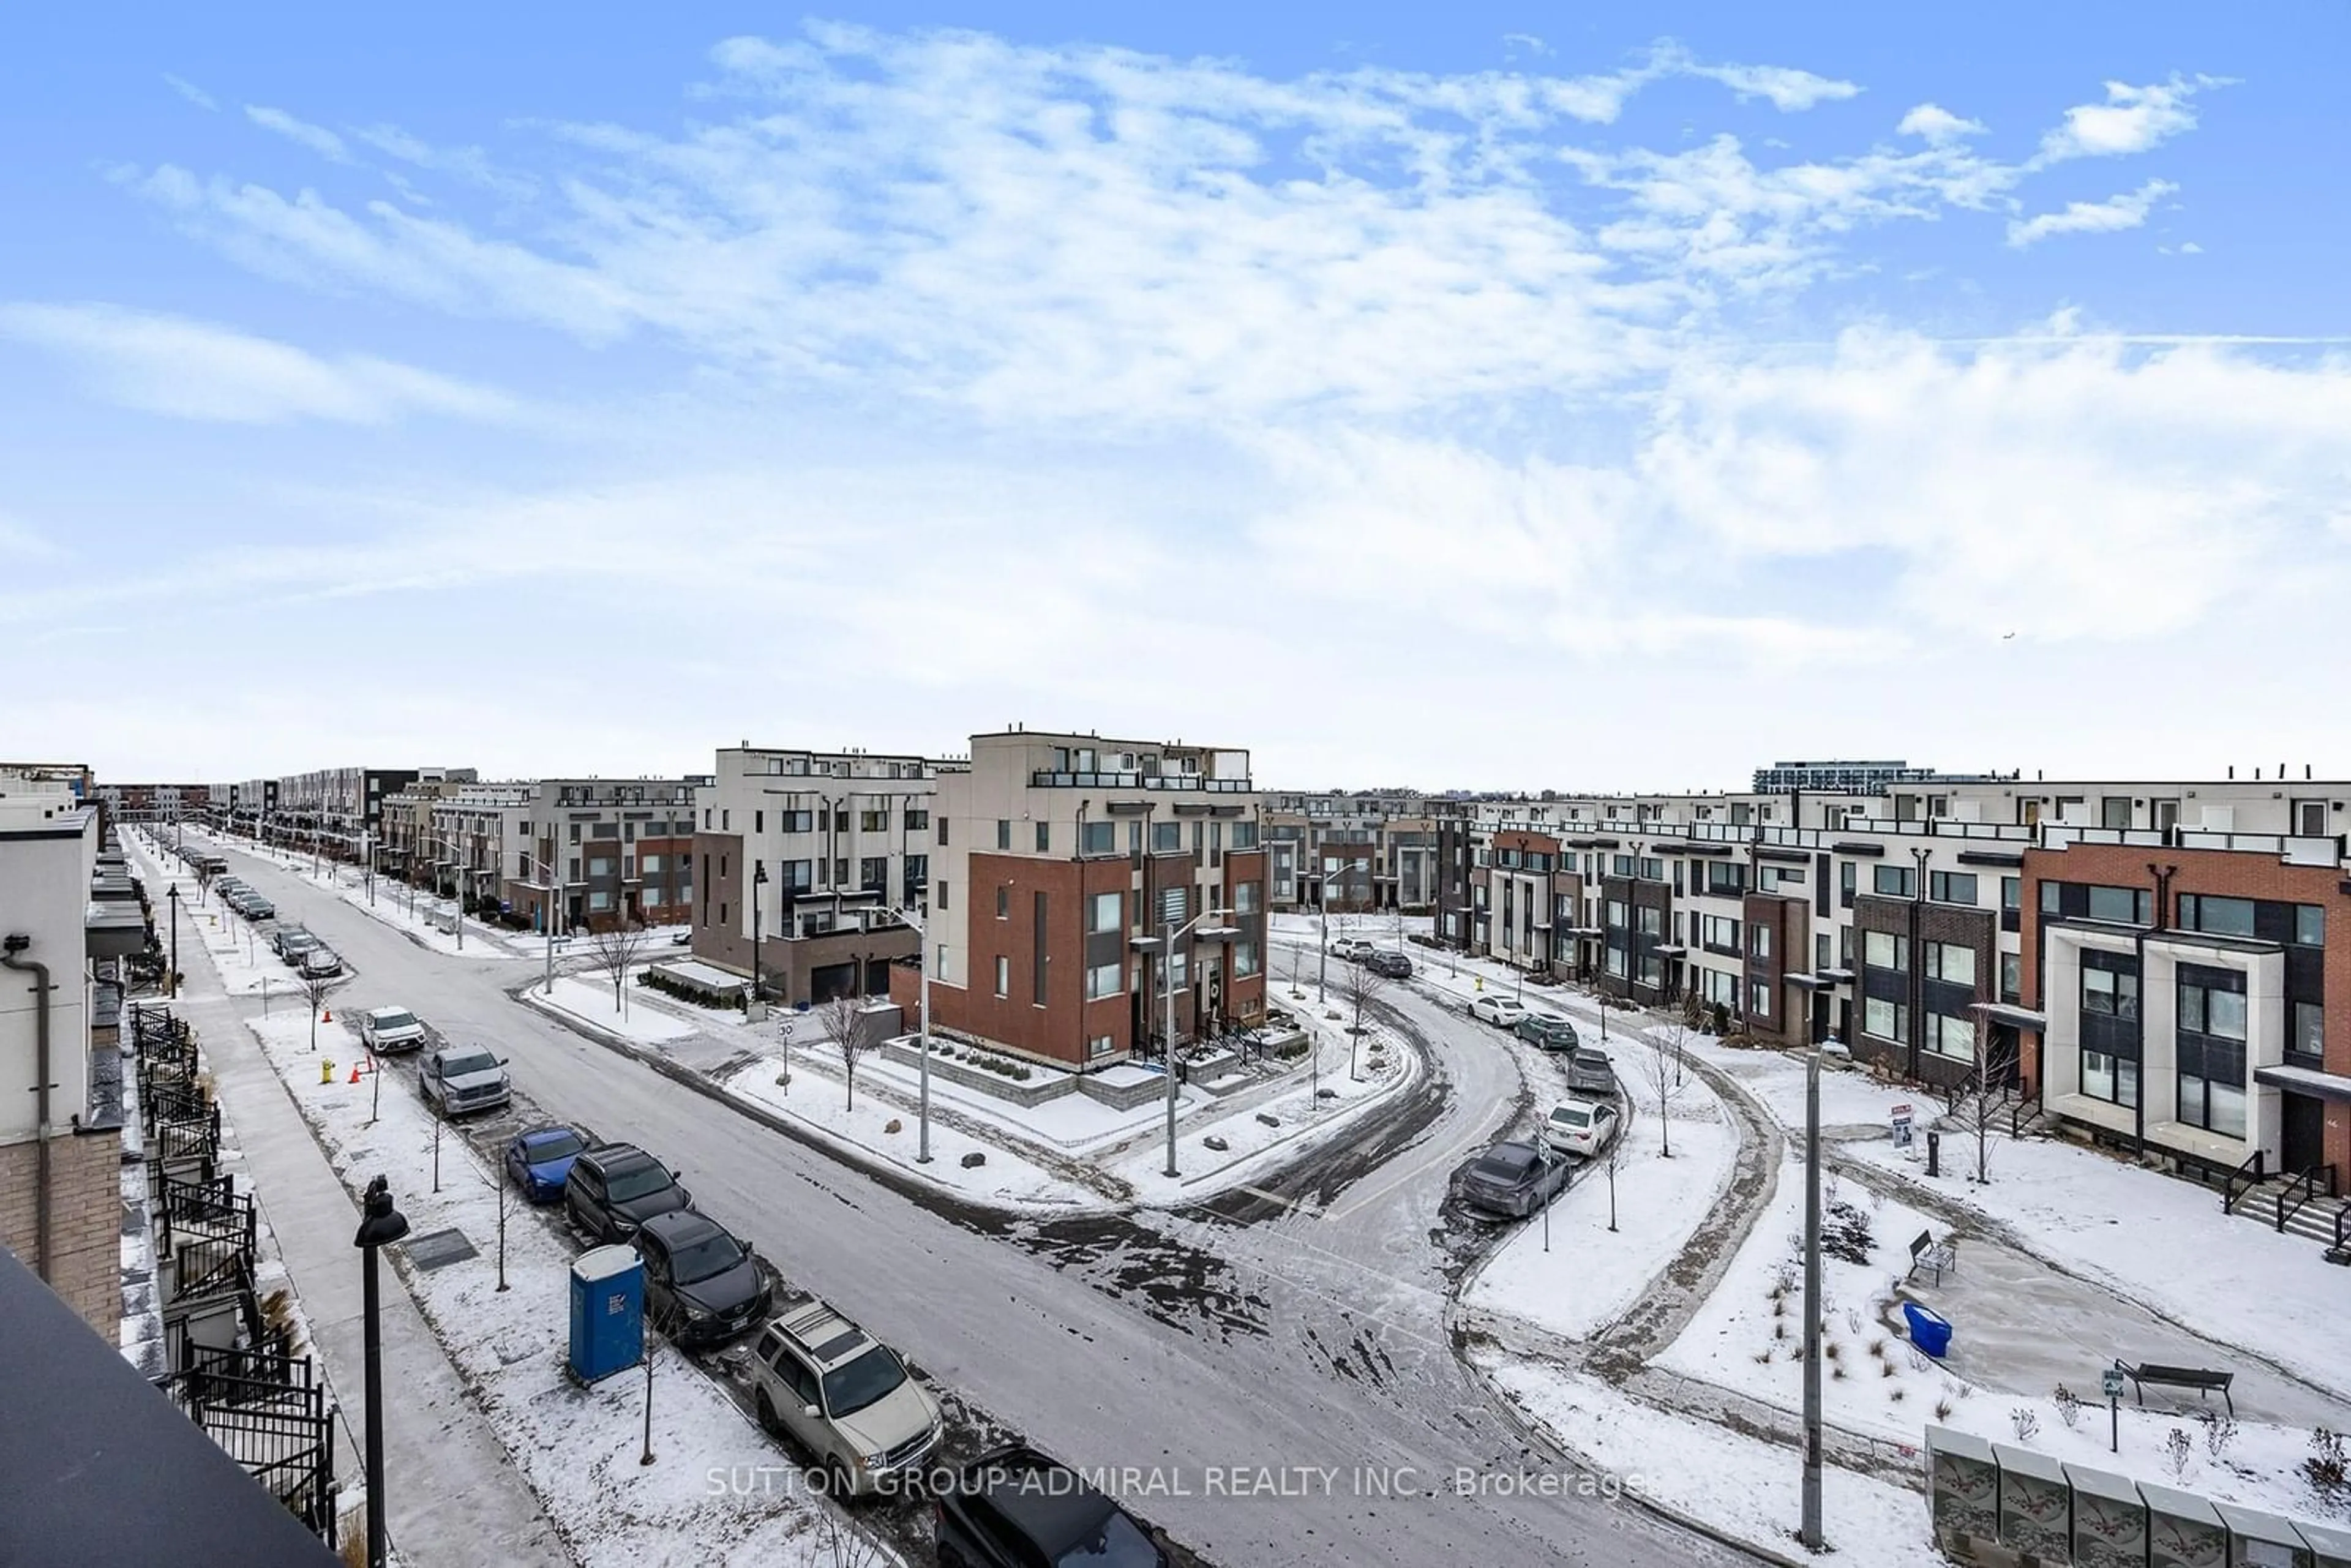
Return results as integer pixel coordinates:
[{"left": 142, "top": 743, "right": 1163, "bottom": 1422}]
[{"left": 1028, "top": 771, "right": 1252, "bottom": 792}]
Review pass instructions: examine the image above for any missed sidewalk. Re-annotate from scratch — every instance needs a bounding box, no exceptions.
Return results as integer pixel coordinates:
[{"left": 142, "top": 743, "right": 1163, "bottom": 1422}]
[{"left": 165, "top": 912, "right": 572, "bottom": 1566}]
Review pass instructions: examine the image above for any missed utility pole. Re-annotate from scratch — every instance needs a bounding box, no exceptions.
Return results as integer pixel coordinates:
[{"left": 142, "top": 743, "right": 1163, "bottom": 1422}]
[{"left": 1801, "top": 1044, "right": 1825, "bottom": 1550}]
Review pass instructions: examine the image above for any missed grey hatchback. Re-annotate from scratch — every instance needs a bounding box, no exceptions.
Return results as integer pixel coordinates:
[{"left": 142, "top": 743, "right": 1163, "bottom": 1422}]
[{"left": 1459, "top": 1137, "right": 1573, "bottom": 1219}]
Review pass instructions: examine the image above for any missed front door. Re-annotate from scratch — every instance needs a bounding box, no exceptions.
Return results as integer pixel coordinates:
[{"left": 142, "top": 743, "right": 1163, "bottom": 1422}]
[{"left": 2281, "top": 1093, "right": 2325, "bottom": 1174}]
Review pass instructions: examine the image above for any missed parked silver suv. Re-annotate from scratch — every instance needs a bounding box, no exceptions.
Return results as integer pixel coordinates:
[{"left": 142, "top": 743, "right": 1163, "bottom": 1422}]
[{"left": 749, "top": 1296, "right": 942, "bottom": 1495}]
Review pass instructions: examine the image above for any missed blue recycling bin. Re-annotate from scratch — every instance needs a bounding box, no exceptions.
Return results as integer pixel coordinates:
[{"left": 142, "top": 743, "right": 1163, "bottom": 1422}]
[
  {"left": 569, "top": 1244, "right": 645, "bottom": 1384},
  {"left": 1904, "top": 1301, "right": 1954, "bottom": 1360}
]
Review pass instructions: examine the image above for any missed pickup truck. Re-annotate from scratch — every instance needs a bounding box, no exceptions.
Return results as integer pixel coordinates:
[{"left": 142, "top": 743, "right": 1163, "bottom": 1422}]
[{"left": 1564, "top": 1047, "right": 1618, "bottom": 1098}]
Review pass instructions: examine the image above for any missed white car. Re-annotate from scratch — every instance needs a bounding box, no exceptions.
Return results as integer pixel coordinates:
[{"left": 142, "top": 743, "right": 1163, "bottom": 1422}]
[
  {"left": 1542, "top": 1097, "right": 1622, "bottom": 1159},
  {"left": 1468, "top": 995, "right": 1529, "bottom": 1028},
  {"left": 1329, "top": 937, "right": 1377, "bottom": 962},
  {"left": 358, "top": 1005, "right": 429, "bottom": 1054}
]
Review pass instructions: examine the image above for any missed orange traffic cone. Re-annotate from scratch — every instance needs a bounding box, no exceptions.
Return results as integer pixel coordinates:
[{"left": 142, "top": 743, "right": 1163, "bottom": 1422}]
[
  {"left": 321, "top": 1007, "right": 332, "bottom": 1023},
  {"left": 349, "top": 1063, "right": 363, "bottom": 1084}
]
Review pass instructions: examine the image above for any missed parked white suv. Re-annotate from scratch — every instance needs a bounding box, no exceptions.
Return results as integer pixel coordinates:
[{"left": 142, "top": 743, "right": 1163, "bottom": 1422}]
[
  {"left": 358, "top": 1006, "right": 428, "bottom": 1054},
  {"left": 1329, "top": 937, "right": 1378, "bottom": 962},
  {"left": 749, "top": 1296, "right": 942, "bottom": 1495}
]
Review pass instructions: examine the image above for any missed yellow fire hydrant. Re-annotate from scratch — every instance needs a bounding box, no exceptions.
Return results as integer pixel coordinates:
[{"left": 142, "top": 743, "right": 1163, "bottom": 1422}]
[{"left": 320, "top": 1059, "right": 336, "bottom": 1085}]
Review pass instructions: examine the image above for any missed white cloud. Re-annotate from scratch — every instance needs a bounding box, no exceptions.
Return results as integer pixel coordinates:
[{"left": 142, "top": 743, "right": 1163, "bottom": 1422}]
[
  {"left": 163, "top": 74, "right": 217, "bottom": 111},
  {"left": 2035, "top": 75, "right": 2219, "bottom": 164},
  {"left": 1682, "top": 58, "right": 1862, "bottom": 113},
  {"left": 245, "top": 104, "right": 351, "bottom": 162},
  {"left": 0, "top": 302, "right": 519, "bottom": 424},
  {"left": 2006, "top": 178, "right": 2175, "bottom": 247},
  {"left": 1895, "top": 103, "right": 1985, "bottom": 143}
]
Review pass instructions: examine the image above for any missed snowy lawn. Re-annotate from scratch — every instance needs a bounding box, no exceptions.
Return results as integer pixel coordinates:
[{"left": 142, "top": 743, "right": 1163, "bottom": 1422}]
[
  {"left": 240, "top": 1010, "right": 899, "bottom": 1567},
  {"left": 851, "top": 1046, "right": 1170, "bottom": 1153},
  {"left": 1466, "top": 1052, "right": 1737, "bottom": 1340},
  {"left": 722, "top": 1048, "right": 1100, "bottom": 1208},
  {"left": 1847, "top": 1132, "right": 2351, "bottom": 1404},
  {"left": 522, "top": 970, "right": 700, "bottom": 1045},
  {"left": 1693, "top": 1040, "right": 1922, "bottom": 1134},
  {"left": 1473, "top": 1350, "right": 1943, "bottom": 1567}
]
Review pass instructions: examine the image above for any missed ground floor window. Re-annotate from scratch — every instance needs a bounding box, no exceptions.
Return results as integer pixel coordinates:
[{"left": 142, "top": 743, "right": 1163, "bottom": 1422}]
[
  {"left": 2080, "top": 1048, "right": 2139, "bottom": 1108},
  {"left": 2177, "top": 1035, "right": 2248, "bottom": 1138},
  {"left": 1086, "top": 959, "right": 1123, "bottom": 999},
  {"left": 1925, "top": 1011, "right": 1975, "bottom": 1061},
  {"left": 1700, "top": 967, "right": 1739, "bottom": 1009},
  {"left": 1862, "top": 996, "right": 1907, "bottom": 1043},
  {"left": 1605, "top": 947, "right": 1628, "bottom": 978}
]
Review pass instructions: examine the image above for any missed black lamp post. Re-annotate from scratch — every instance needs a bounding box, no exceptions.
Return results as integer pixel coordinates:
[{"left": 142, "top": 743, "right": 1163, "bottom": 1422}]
[
  {"left": 750, "top": 861, "right": 769, "bottom": 1023},
  {"left": 352, "top": 1176, "right": 410, "bottom": 1568},
  {"left": 166, "top": 884, "right": 180, "bottom": 998}
]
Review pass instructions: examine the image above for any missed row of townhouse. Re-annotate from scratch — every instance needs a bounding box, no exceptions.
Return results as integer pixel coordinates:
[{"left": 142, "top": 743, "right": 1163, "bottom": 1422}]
[
  {"left": 1262, "top": 789, "right": 1441, "bottom": 913},
  {"left": 1433, "top": 765, "right": 2351, "bottom": 1198},
  {"left": 691, "top": 729, "right": 1267, "bottom": 1073}
]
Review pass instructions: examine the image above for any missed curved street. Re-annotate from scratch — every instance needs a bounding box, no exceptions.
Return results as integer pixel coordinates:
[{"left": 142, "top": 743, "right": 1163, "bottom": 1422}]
[{"left": 206, "top": 842, "right": 1753, "bottom": 1568}]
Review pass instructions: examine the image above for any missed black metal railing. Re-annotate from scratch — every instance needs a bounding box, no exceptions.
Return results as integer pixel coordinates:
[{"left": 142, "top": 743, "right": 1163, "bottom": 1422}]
[
  {"left": 2222, "top": 1149, "right": 2267, "bottom": 1213},
  {"left": 2335, "top": 1203, "right": 2350, "bottom": 1256},
  {"left": 2009, "top": 1078, "right": 2042, "bottom": 1140},
  {"left": 2279, "top": 1164, "right": 2340, "bottom": 1234},
  {"left": 154, "top": 1352, "right": 337, "bottom": 1545}
]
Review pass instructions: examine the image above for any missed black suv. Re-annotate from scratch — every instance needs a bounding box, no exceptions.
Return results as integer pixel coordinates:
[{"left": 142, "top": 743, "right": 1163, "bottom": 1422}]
[
  {"left": 635, "top": 1210, "right": 770, "bottom": 1346},
  {"left": 563, "top": 1143, "right": 693, "bottom": 1243},
  {"left": 1362, "top": 950, "right": 1412, "bottom": 980},
  {"left": 937, "top": 1444, "right": 1172, "bottom": 1568}
]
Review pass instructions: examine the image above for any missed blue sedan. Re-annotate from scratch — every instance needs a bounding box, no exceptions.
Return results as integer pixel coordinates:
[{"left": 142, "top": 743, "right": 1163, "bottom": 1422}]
[{"left": 504, "top": 1125, "right": 590, "bottom": 1203}]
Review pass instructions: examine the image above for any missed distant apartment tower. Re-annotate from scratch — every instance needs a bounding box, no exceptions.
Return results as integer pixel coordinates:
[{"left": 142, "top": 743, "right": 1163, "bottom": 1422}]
[
  {"left": 693, "top": 746, "right": 943, "bottom": 1008},
  {"left": 902, "top": 730, "right": 1265, "bottom": 1071},
  {"left": 1751, "top": 760, "right": 1952, "bottom": 795}
]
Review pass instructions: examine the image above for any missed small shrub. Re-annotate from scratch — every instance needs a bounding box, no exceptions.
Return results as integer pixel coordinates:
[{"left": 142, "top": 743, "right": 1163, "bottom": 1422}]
[
  {"left": 1753, "top": 1350, "right": 1774, "bottom": 1365},
  {"left": 1880, "top": 1360, "right": 1897, "bottom": 1379},
  {"left": 1773, "top": 1295, "right": 1787, "bottom": 1318},
  {"left": 2011, "top": 1408, "right": 2041, "bottom": 1443},
  {"left": 1908, "top": 1348, "right": 1931, "bottom": 1373},
  {"left": 1824, "top": 1341, "right": 1842, "bottom": 1362},
  {"left": 1774, "top": 1321, "right": 1788, "bottom": 1341},
  {"left": 1832, "top": 1365, "right": 1848, "bottom": 1381},
  {"left": 1890, "top": 1388, "right": 1907, "bottom": 1403},
  {"left": 2306, "top": 1427, "right": 2349, "bottom": 1496},
  {"left": 2053, "top": 1386, "right": 2082, "bottom": 1430},
  {"left": 2162, "top": 1427, "right": 2194, "bottom": 1482},
  {"left": 1845, "top": 1307, "right": 1863, "bottom": 1337},
  {"left": 1867, "top": 1337, "right": 1886, "bottom": 1360},
  {"left": 1935, "top": 1398, "right": 1954, "bottom": 1420},
  {"left": 2197, "top": 1411, "right": 2237, "bottom": 1460}
]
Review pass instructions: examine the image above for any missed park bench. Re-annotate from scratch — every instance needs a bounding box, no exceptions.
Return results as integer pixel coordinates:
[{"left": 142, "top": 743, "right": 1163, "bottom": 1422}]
[
  {"left": 1907, "top": 1229, "right": 1959, "bottom": 1286},
  {"left": 2120, "top": 1363, "right": 2235, "bottom": 1416}
]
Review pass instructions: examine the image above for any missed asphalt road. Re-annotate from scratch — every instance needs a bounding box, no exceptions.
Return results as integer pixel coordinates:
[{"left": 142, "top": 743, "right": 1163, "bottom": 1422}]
[{"left": 206, "top": 840, "right": 1749, "bottom": 1568}]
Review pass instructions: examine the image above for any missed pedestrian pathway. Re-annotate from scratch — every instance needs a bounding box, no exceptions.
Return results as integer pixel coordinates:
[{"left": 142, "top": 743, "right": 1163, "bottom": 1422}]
[{"left": 160, "top": 871, "right": 572, "bottom": 1567}]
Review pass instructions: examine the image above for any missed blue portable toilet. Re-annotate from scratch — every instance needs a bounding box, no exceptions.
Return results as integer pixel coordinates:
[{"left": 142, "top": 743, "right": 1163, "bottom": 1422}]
[
  {"left": 1904, "top": 1300, "right": 1954, "bottom": 1359},
  {"left": 569, "top": 1243, "right": 645, "bottom": 1384}
]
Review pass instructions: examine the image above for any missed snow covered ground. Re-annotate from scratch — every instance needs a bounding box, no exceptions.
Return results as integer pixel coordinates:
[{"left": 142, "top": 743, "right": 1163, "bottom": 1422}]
[
  {"left": 236, "top": 1011, "right": 900, "bottom": 1566},
  {"left": 1464, "top": 1036, "right": 1737, "bottom": 1340},
  {"left": 522, "top": 969, "right": 699, "bottom": 1045}
]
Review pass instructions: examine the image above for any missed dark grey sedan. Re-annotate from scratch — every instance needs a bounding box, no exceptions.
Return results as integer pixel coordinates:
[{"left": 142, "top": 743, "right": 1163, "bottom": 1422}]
[
  {"left": 1459, "top": 1138, "right": 1573, "bottom": 1219},
  {"left": 636, "top": 1210, "right": 770, "bottom": 1346}
]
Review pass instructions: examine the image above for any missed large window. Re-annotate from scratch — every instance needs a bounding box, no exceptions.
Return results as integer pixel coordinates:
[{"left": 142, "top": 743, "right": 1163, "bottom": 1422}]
[
  {"left": 1863, "top": 930, "right": 1909, "bottom": 972},
  {"left": 1152, "top": 821, "right": 1182, "bottom": 853},
  {"left": 1701, "top": 914, "right": 1741, "bottom": 953},
  {"left": 1863, "top": 996, "right": 1908, "bottom": 1042},
  {"left": 2292, "top": 1001, "right": 2325, "bottom": 1061},
  {"left": 859, "top": 809, "right": 888, "bottom": 833},
  {"left": 1080, "top": 819, "right": 1115, "bottom": 855},
  {"left": 1637, "top": 906, "right": 1662, "bottom": 937},
  {"left": 1750, "top": 924, "right": 1772, "bottom": 959},
  {"left": 2000, "top": 951, "right": 2022, "bottom": 1005},
  {"left": 1874, "top": 865, "right": 1916, "bottom": 898},
  {"left": 2177, "top": 967, "right": 2248, "bottom": 1139},
  {"left": 1605, "top": 899, "right": 1629, "bottom": 932},
  {"left": 1925, "top": 941, "right": 1976, "bottom": 987},
  {"left": 1085, "top": 959, "right": 1124, "bottom": 1000},
  {"left": 2001, "top": 876, "right": 2021, "bottom": 912},
  {"left": 1231, "top": 820, "right": 1259, "bottom": 850},
  {"left": 2080, "top": 1048, "right": 2139, "bottom": 1107},
  {"left": 1925, "top": 1011, "right": 1975, "bottom": 1061},
  {"left": 1088, "top": 890, "right": 1122, "bottom": 932},
  {"left": 859, "top": 856, "right": 887, "bottom": 890},
  {"left": 1235, "top": 880, "right": 1261, "bottom": 915},
  {"left": 1701, "top": 967, "right": 1739, "bottom": 1008},
  {"left": 1929, "top": 871, "right": 1979, "bottom": 906},
  {"left": 2297, "top": 904, "right": 2326, "bottom": 945},
  {"left": 996, "top": 819, "right": 1012, "bottom": 850},
  {"left": 1233, "top": 940, "right": 1259, "bottom": 978},
  {"left": 2175, "top": 895, "right": 2254, "bottom": 938},
  {"left": 2082, "top": 965, "right": 2137, "bottom": 1018},
  {"left": 2087, "top": 884, "right": 2152, "bottom": 925}
]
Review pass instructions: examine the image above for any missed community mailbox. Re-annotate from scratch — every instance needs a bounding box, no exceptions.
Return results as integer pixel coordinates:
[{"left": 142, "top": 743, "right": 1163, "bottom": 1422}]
[
  {"left": 2214, "top": 1502, "right": 2316, "bottom": 1568},
  {"left": 2066, "top": 1463, "right": 2149, "bottom": 1568},
  {"left": 1995, "top": 1442, "right": 2072, "bottom": 1563},
  {"left": 1925, "top": 1426, "right": 1999, "bottom": 1559},
  {"left": 568, "top": 1243, "right": 645, "bottom": 1384},
  {"left": 2143, "top": 1482, "right": 2228, "bottom": 1568}
]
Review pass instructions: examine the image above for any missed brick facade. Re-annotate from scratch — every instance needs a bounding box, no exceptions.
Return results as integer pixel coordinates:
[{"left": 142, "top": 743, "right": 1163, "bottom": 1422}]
[
  {"left": 0, "top": 1130, "right": 122, "bottom": 1341},
  {"left": 1850, "top": 895, "right": 1997, "bottom": 1090}
]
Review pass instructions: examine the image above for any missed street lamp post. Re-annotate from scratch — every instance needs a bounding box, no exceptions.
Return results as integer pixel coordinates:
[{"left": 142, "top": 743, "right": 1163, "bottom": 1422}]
[
  {"left": 353, "top": 1176, "right": 410, "bottom": 1568},
  {"left": 1137, "top": 909, "right": 1235, "bottom": 1179},
  {"left": 749, "top": 863, "right": 769, "bottom": 1024},
  {"left": 899, "top": 905, "right": 934, "bottom": 1163},
  {"left": 1801, "top": 1043, "right": 1826, "bottom": 1550},
  {"left": 166, "top": 885, "right": 180, "bottom": 999}
]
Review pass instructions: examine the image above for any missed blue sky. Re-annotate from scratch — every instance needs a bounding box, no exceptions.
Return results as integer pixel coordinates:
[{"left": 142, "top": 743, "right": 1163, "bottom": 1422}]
[{"left": 6, "top": 4, "right": 2350, "bottom": 789}]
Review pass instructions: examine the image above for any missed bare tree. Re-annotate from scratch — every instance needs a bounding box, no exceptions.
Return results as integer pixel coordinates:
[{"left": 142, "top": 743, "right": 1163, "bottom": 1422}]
[
  {"left": 299, "top": 972, "right": 340, "bottom": 1054},
  {"left": 1635, "top": 1027, "right": 1692, "bottom": 1157},
  {"left": 587, "top": 919, "right": 651, "bottom": 1016},
  {"left": 1341, "top": 961, "right": 1390, "bottom": 1079},
  {"left": 1935, "top": 1025, "right": 2017, "bottom": 1184},
  {"left": 194, "top": 860, "right": 217, "bottom": 909},
  {"left": 819, "top": 986, "right": 867, "bottom": 1110}
]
